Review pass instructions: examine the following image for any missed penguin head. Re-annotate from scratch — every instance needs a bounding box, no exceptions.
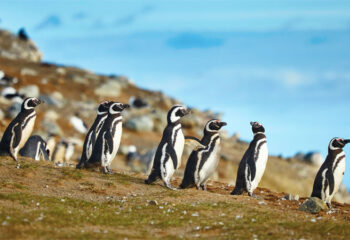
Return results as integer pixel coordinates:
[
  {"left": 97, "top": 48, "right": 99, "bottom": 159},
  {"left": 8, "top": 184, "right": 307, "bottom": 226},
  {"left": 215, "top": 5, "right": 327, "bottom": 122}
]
[
  {"left": 250, "top": 121, "right": 265, "bottom": 134},
  {"left": 109, "top": 102, "right": 130, "bottom": 115},
  {"left": 22, "top": 97, "right": 43, "bottom": 111},
  {"left": 167, "top": 105, "right": 190, "bottom": 124},
  {"left": 205, "top": 119, "right": 227, "bottom": 133},
  {"left": 97, "top": 101, "right": 112, "bottom": 115},
  {"left": 329, "top": 138, "right": 350, "bottom": 150}
]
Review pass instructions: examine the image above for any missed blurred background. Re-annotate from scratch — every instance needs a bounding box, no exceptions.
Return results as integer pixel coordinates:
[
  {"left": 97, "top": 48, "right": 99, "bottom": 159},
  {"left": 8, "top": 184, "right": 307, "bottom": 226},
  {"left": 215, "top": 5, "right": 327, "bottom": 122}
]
[{"left": 0, "top": 0, "right": 349, "bottom": 190}]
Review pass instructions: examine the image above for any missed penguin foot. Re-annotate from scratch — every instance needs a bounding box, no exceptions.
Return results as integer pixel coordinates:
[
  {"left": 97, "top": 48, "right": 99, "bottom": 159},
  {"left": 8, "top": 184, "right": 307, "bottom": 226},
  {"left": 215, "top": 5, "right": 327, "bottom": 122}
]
[
  {"left": 106, "top": 166, "right": 114, "bottom": 174},
  {"left": 200, "top": 185, "right": 207, "bottom": 191},
  {"left": 164, "top": 183, "right": 177, "bottom": 190},
  {"left": 100, "top": 167, "right": 108, "bottom": 174},
  {"left": 248, "top": 192, "right": 258, "bottom": 199},
  {"left": 15, "top": 163, "right": 20, "bottom": 169}
]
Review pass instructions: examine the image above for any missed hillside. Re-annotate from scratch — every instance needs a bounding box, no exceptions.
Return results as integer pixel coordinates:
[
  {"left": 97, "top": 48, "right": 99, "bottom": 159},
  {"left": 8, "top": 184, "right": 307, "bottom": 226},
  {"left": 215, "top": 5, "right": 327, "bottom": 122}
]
[{"left": 1, "top": 157, "right": 350, "bottom": 239}]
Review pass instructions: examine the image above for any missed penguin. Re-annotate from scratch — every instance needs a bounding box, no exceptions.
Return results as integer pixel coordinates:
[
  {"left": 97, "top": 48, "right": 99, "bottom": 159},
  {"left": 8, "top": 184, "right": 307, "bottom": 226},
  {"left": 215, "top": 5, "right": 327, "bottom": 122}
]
[
  {"left": 69, "top": 113, "right": 88, "bottom": 134},
  {"left": 85, "top": 102, "right": 129, "bottom": 173},
  {"left": 18, "top": 28, "right": 29, "bottom": 41},
  {"left": 52, "top": 139, "right": 76, "bottom": 166},
  {"left": 0, "top": 97, "right": 42, "bottom": 162},
  {"left": 19, "top": 135, "right": 50, "bottom": 161},
  {"left": 0, "top": 70, "right": 18, "bottom": 86},
  {"left": 180, "top": 119, "right": 227, "bottom": 190},
  {"left": 46, "top": 134, "right": 57, "bottom": 161},
  {"left": 145, "top": 105, "right": 190, "bottom": 189},
  {"left": 76, "top": 101, "right": 112, "bottom": 169},
  {"left": 1, "top": 87, "right": 25, "bottom": 102},
  {"left": 231, "top": 121, "right": 268, "bottom": 197},
  {"left": 311, "top": 137, "right": 349, "bottom": 209}
]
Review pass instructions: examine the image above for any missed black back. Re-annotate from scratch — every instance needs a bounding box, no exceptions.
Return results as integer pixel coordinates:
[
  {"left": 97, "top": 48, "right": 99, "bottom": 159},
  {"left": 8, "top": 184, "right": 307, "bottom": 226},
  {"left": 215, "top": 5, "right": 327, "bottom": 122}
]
[{"left": 19, "top": 135, "right": 49, "bottom": 160}]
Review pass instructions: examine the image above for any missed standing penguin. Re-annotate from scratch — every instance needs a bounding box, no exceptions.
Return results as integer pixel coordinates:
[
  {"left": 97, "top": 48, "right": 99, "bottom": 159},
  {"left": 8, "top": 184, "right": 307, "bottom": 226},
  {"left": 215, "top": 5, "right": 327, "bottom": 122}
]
[
  {"left": 145, "top": 105, "right": 190, "bottom": 189},
  {"left": 180, "top": 119, "right": 227, "bottom": 190},
  {"left": 311, "top": 138, "right": 349, "bottom": 209},
  {"left": 76, "top": 101, "right": 112, "bottom": 169},
  {"left": 19, "top": 135, "right": 50, "bottom": 161},
  {"left": 85, "top": 102, "right": 129, "bottom": 173},
  {"left": 231, "top": 121, "right": 268, "bottom": 197},
  {"left": 0, "top": 97, "right": 42, "bottom": 163}
]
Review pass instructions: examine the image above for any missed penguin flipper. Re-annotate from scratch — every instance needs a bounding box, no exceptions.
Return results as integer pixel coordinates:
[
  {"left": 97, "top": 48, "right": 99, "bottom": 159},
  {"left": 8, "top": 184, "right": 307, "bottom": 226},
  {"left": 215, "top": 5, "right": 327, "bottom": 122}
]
[
  {"left": 167, "top": 145, "right": 178, "bottom": 169},
  {"left": 247, "top": 154, "right": 256, "bottom": 182},
  {"left": 104, "top": 130, "right": 114, "bottom": 155},
  {"left": 10, "top": 123, "right": 22, "bottom": 161},
  {"left": 326, "top": 169, "right": 335, "bottom": 196}
]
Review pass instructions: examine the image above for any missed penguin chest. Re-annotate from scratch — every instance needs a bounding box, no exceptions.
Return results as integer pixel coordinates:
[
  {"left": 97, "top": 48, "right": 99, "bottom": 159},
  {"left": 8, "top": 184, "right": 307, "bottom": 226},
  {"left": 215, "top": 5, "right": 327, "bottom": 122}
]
[
  {"left": 252, "top": 140, "right": 268, "bottom": 186},
  {"left": 198, "top": 143, "right": 220, "bottom": 182},
  {"left": 18, "top": 114, "right": 36, "bottom": 150},
  {"left": 331, "top": 153, "right": 346, "bottom": 198},
  {"left": 173, "top": 127, "right": 184, "bottom": 169},
  {"left": 110, "top": 121, "right": 122, "bottom": 160}
]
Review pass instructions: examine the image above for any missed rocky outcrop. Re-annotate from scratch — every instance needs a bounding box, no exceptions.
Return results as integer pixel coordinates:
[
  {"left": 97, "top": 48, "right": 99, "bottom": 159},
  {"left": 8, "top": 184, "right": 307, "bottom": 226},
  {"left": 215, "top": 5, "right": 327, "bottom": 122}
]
[
  {"left": 298, "top": 197, "right": 328, "bottom": 213},
  {"left": 0, "top": 29, "right": 42, "bottom": 62}
]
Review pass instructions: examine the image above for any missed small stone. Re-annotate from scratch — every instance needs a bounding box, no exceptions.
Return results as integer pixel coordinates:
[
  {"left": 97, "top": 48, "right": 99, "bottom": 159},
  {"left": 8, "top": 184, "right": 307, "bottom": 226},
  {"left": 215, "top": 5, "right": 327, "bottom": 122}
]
[
  {"left": 192, "top": 212, "right": 199, "bottom": 217},
  {"left": 298, "top": 197, "right": 328, "bottom": 214},
  {"left": 18, "top": 85, "right": 40, "bottom": 97},
  {"left": 20, "top": 68, "right": 37, "bottom": 76}
]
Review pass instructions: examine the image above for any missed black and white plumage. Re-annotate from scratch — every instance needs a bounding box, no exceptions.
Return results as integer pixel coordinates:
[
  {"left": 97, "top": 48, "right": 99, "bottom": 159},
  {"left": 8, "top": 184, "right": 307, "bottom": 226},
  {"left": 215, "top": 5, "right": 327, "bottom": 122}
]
[
  {"left": 311, "top": 137, "right": 349, "bottom": 209},
  {"left": 76, "top": 101, "right": 112, "bottom": 169},
  {"left": 19, "top": 135, "right": 50, "bottom": 161},
  {"left": 52, "top": 140, "right": 76, "bottom": 166},
  {"left": 180, "top": 119, "right": 227, "bottom": 190},
  {"left": 85, "top": 102, "right": 129, "bottom": 173},
  {"left": 231, "top": 121, "right": 268, "bottom": 197},
  {"left": 70, "top": 113, "right": 88, "bottom": 134},
  {"left": 145, "top": 105, "right": 190, "bottom": 189},
  {"left": 0, "top": 70, "right": 18, "bottom": 86},
  {"left": 0, "top": 97, "right": 42, "bottom": 162},
  {"left": 1, "top": 87, "right": 24, "bottom": 102}
]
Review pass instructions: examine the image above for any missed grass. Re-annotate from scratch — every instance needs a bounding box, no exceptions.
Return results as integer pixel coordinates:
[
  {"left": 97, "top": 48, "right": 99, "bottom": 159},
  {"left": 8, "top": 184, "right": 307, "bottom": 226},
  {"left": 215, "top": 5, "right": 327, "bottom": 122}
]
[{"left": 0, "top": 157, "right": 349, "bottom": 239}]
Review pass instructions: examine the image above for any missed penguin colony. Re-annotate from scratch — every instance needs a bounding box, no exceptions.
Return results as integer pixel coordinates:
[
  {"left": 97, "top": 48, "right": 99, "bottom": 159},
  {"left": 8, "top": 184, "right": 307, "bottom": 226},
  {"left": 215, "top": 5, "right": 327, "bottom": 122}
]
[{"left": 0, "top": 94, "right": 349, "bottom": 211}]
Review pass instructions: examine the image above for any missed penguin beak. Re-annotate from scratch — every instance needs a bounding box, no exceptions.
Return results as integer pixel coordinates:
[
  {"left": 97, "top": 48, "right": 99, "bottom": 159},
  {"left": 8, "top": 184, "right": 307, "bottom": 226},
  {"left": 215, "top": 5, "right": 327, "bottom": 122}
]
[
  {"left": 219, "top": 121, "right": 227, "bottom": 127},
  {"left": 344, "top": 139, "right": 350, "bottom": 145},
  {"left": 122, "top": 104, "right": 130, "bottom": 109},
  {"left": 250, "top": 121, "right": 254, "bottom": 126},
  {"left": 182, "top": 108, "right": 191, "bottom": 116},
  {"left": 36, "top": 99, "right": 44, "bottom": 105}
]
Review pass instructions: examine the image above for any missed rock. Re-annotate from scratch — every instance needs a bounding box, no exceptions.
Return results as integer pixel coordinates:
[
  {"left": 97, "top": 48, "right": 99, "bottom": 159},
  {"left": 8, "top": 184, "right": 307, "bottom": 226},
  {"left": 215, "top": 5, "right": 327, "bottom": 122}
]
[
  {"left": 304, "top": 152, "right": 324, "bottom": 166},
  {"left": 20, "top": 68, "right": 38, "bottom": 76},
  {"left": 125, "top": 116, "right": 154, "bottom": 132},
  {"left": 69, "top": 74, "right": 89, "bottom": 85},
  {"left": 56, "top": 68, "right": 66, "bottom": 75},
  {"left": 298, "top": 197, "right": 328, "bottom": 214},
  {"left": 94, "top": 79, "right": 121, "bottom": 97},
  {"left": 151, "top": 109, "right": 167, "bottom": 133},
  {"left": 40, "top": 92, "right": 65, "bottom": 108},
  {"left": 283, "top": 194, "right": 299, "bottom": 201},
  {"left": 107, "top": 75, "right": 131, "bottom": 87},
  {"left": 148, "top": 200, "right": 158, "bottom": 206},
  {"left": 5, "top": 102, "right": 21, "bottom": 118},
  {"left": 181, "top": 114, "right": 199, "bottom": 129},
  {"left": 41, "top": 121, "right": 62, "bottom": 136},
  {"left": 0, "top": 29, "right": 42, "bottom": 62},
  {"left": 119, "top": 145, "right": 131, "bottom": 156},
  {"left": 18, "top": 85, "right": 40, "bottom": 97}
]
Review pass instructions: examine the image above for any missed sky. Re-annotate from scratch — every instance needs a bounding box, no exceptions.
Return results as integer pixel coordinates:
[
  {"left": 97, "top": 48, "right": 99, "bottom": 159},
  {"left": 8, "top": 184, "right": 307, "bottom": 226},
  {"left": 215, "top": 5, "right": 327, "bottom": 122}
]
[{"left": 0, "top": 0, "right": 350, "bottom": 186}]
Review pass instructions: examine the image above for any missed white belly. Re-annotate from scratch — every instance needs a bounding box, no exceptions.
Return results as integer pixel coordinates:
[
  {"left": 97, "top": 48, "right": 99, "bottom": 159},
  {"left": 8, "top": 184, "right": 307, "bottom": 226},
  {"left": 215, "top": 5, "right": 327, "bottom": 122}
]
[
  {"left": 251, "top": 141, "right": 268, "bottom": 191},
  {"left": 18, "top": 115, "right": 36, "bottom": 150},
  {"left": 173, "top": 127, "right": 184, "bottom": 169},
  {"left": 110, "top": 122, "right": 122, "bottom": 163},
  {"left": 329, "top": 155, "right": 345, "bottom": 201},
  {"left": 197, "top": 144, "right": 220, "bottom": 184}
]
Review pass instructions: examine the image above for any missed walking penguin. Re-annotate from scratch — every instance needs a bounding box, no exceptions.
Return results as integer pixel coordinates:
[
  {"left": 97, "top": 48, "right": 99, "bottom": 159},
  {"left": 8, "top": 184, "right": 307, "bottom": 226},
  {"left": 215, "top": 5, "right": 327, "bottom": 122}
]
[
  {"left": 311, "top": 137, "right": 349, "bottom": 209},
  {"left": 76, "top": 101, "right": 112, "bottom": 169},
  {"left": 85, "top": 102, "right": 129, "bottom": 173},
  {"left": 145, "top": 105, "right": 190, "bottom": 189},
  {"left": 0, "top": 97, "right": 43, "bottom": 164},
  {"left": 180, "top": 119, "right": 227, "bottom": 190},
  {"left": 231, "top": 121, "right": 268, "bottom": 197}
]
